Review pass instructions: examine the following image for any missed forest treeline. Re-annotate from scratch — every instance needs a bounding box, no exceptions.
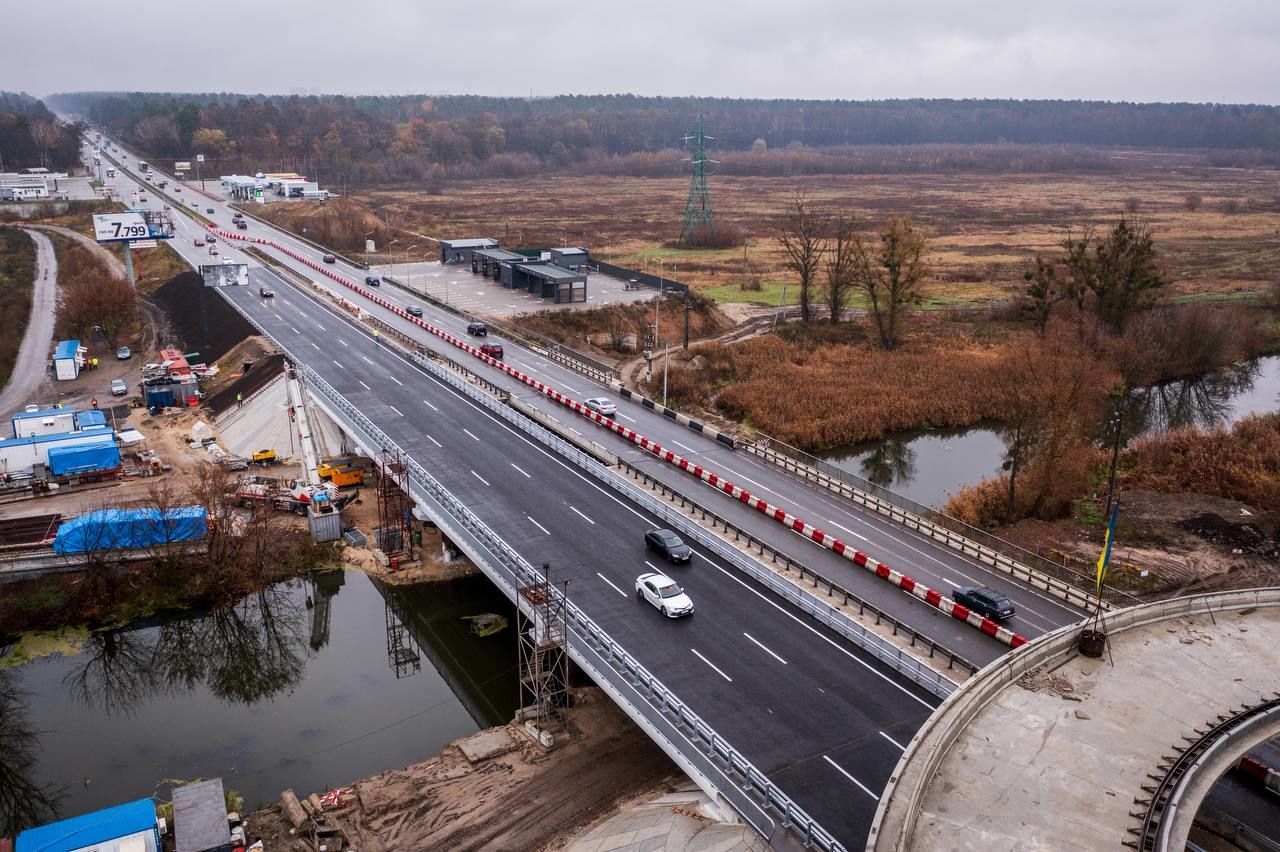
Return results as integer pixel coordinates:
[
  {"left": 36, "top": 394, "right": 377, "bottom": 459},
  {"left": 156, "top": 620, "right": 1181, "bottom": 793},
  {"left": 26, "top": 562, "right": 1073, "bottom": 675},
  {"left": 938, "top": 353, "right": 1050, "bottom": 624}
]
[
  {"left": 45, "top": 92, "right": 1280, "bottom": 184},
  {"left": 0, "top": 92, "right": 84, "bottom": 171}
]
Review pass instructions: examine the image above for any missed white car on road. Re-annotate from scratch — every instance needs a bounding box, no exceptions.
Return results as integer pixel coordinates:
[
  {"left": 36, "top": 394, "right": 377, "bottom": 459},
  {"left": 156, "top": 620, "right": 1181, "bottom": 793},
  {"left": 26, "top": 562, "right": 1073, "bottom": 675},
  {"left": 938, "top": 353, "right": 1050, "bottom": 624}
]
[
  {"left": 636, "top": 572, "right": 694, "bottom": 618},
  {"left": 585, "top": 396, "right": 617, "bottom": 416}
]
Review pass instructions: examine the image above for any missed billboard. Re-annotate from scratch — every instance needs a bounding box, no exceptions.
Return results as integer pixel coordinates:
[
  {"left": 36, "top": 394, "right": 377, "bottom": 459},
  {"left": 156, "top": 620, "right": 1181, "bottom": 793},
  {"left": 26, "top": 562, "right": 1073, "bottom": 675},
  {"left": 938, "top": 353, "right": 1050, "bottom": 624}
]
[
  {"left": 175, "top": 161, "right": 191, "bottom": 171},
  {"left": 196, "top": 154, "right": 205, "bottom": 163},
  {"left": 92, "top": 212, "right": 151, "bottom": 243},
  {"left": 200, "top": 262, "right": 248, "bottom": 288}
]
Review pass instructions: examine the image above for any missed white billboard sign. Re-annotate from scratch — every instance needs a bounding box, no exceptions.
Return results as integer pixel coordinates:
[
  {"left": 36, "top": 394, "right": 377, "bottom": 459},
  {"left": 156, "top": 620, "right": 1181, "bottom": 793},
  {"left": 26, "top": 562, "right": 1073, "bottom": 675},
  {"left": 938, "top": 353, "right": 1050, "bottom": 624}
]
[
  {"left": 93, "top": 212, "right": 151, "bottom": 243},
  {"left": 196, "top": 154, "right": 205, "bottom": 163},
  {"left": 200, "top": 263, "right": 248, "bottom": 288},
  {"left": 366, "top": 239, "right": 376, "bottom": 253},
  {"left": 175, "top": 161, "right": 191, "bottom": 171},
  {"left": 129, "top": 240, "right": 158, "bottom": 249}
]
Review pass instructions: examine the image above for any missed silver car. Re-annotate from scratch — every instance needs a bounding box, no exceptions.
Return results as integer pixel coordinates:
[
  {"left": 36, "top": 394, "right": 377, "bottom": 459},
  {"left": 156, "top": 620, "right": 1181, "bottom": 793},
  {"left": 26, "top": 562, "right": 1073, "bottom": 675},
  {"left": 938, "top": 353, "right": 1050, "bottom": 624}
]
[
  {"left": 584, "top": 396, "right": 617, "bottom": 416},
  {"left": 110, "top": 378, "right": 128, "bottom": 396},
  {"left": 636, "top": 572, "right": 694, "bottom": 618}
]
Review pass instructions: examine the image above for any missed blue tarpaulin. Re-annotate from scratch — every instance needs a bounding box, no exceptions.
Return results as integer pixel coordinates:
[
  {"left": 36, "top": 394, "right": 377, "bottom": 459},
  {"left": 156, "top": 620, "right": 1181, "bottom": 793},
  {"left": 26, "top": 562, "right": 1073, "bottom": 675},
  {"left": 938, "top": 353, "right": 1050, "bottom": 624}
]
[
  {"left": 53, "top": 506, "right": 207, "bottom": 554},
  {"left": 46, "top": 441, "right": 120, "bottom": 476},
  {"left": 17, "top": 798, "right": 157, "bottom": 852}
]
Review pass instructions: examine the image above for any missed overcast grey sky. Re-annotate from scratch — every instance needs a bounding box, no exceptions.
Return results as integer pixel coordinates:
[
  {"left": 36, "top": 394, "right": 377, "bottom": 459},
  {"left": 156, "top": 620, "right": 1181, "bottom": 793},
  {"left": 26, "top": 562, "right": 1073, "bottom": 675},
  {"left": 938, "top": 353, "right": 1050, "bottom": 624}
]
[{"left": 5, "top": 0, "right": 1278, "bottom": 103}]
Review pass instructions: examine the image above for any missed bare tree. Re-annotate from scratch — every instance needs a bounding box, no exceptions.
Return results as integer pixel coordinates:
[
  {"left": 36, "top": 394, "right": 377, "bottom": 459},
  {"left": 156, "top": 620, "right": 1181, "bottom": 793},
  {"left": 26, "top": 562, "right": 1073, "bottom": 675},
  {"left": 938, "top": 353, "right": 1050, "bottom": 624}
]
[
  {"left": 59, "top": 271, "right": 138, "bottom": 348},
  {"left": 29, "top": 120, "right": 59, "bottom": 169},
  {"left": 851, "top": 217, "right": 928, "bottom": 350},
  {"left": 778, "top": 192, "right": 828, "bottom": 322},
  {"left": 824, "top": 214, "right": 857, "bottom": 324},
  {"left": 0, "top": 670, "right": 62, "bottom": 836}
]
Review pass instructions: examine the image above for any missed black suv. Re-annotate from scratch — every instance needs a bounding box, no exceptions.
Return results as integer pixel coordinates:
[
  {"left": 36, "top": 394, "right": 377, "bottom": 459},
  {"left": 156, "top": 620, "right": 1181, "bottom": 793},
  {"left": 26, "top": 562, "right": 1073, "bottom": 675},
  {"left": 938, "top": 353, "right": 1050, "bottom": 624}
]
[
  {"left": 467, "top": 321, "right": 488, "bottom": 336},
  {"left": 952, "top": 586, "right": 1015, "bottom": 621},
  {"left": 645, "top": 528, "right": 692, "bottom": 564},
  {"left": 322, "top": 254, "right": 336, "bottom": 264},
  {"left": 364, "top": 275, "right": 381, "bottom": 287}
]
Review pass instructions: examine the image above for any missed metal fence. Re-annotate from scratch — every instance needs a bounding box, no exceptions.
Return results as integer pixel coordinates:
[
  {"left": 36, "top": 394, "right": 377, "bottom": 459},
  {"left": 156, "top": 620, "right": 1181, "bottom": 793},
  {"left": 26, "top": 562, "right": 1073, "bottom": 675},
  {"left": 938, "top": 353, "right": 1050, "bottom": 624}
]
[{"left": 745, "top": 434, "right": 1140, "bottom": 609}]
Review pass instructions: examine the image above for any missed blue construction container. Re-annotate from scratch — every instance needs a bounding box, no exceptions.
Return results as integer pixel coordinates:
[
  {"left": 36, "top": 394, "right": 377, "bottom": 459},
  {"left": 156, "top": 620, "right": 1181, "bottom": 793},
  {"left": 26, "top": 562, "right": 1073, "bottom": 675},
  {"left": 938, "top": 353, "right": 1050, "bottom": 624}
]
[
  {"left": 17, "top": 797, "right": 158, "bottom": 852},
  {"left": 54, "top": 506, "right": 208, "bottom": 554},
  {"left": 46, "top": 441, "right": 121, "bottom": 476}
]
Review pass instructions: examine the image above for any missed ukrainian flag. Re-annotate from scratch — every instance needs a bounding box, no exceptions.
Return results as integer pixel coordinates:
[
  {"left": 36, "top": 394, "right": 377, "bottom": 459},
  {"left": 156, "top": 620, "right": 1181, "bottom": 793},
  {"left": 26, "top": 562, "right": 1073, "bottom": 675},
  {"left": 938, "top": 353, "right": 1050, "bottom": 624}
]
[{"left": 1096, "top": 502, "right": 1120, "bottom": 595}]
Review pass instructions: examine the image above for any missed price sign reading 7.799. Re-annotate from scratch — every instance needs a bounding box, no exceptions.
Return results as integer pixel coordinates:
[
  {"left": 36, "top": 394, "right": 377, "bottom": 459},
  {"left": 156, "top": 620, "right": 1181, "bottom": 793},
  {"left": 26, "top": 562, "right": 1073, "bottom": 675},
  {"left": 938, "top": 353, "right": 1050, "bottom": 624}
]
[{"left": 92, "top": 212, "right": 152, "bottom": 243}]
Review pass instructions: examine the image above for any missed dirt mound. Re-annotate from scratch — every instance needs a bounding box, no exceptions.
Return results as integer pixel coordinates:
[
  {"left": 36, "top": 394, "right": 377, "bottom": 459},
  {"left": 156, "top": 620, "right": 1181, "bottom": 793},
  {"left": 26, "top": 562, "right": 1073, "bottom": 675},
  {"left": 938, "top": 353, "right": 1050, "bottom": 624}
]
[
  {"left": 205, "top": 353, "right": 287, "bottom": 416},
  {"left": 1176, "top": 513, "right": 1278, "bottom": 559},
  {"left": 148, "top": 271, "right": 255, "bottom": 363}
]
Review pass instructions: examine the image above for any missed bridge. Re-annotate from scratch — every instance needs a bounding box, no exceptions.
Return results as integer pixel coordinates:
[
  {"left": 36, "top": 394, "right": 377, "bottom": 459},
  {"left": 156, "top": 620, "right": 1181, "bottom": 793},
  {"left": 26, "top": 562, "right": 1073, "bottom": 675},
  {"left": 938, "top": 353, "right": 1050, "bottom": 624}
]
[{"left": 93, "top": 138, "right": 1103, "bottom": 848}]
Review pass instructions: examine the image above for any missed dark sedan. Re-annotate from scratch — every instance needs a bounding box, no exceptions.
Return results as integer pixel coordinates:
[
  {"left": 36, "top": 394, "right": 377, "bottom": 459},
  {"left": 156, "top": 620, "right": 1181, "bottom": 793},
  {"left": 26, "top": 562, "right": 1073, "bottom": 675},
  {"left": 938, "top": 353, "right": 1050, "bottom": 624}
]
[{"left": 645, "top": 528, "right": 692, "bottom": 563}]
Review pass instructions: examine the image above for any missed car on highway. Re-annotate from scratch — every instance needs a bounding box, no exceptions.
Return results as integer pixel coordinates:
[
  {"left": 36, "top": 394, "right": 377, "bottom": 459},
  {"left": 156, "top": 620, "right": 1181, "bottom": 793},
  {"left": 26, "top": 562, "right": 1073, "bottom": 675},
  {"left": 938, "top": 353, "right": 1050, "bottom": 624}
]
[
  {"left": 635, "top": 572, "right": 694, "bottom": 618},
  {"left": 584, "top": 396, "right": 617, "bottom": 416},
  {"left": 115, "top": 346, "right": 132, "bottom": 360},
  {"left": 952, "top": 586, "right": 1016, "bottom": 621},
  {"left": 193, "top": 238, "right": 205, "bottom": 247},
  {"left": 191, "top": 201, "right": 198, "bottom": 207},
  {"left": 138, "top": 196, "right": 148, "bottom": 203},
  {"left": 110, "top": 378, "right": 128, "bottom": 396},
  {"left": 322, "top": 254, "right": 336, "bottom": 264},
  {"left": 236, "top": 220, "right": 248, "bottom": 230},
  {"left": 407, "top": 305, "right": 425, "bottom": 317},
  {"left": 645, "top": 528, "right": 691, "bottom": 563},
  {"left": 364, "top": 275, "right": 381, "bottom": 286},
  {"left": 259, "top": 286, "right": 274, "bottom": 298},
  {"left": 480, "top": 343, "right": 504, "bottom": 359},
  {"left": 206, "top": 235, "right": 216, "bottom": 243},
  {"left": 208, "top": 246, "right": 219, "bottom": 256},
  {"left": 232, "top": 212, "right": 243, "bottom": 220},
  {"left": 466, "top": 321, "right": 488, "bottom": 336},
  {"left": 206, "top": 208, "right": 215, "bottom": 214},
  {"left": 163, "top": 204, "right": 170, "bottom": 210},
  {"left": 174, "top": 187, "right": 181, "bottom": 192}
]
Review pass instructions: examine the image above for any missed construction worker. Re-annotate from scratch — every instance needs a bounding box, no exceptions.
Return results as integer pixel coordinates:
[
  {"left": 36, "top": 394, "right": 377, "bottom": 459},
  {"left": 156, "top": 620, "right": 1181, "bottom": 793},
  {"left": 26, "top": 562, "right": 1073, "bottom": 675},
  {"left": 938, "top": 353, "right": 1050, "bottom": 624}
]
[
  {"left": 91, "top": 398, "right": 98, "bottom": 409},
  {"left": 236, "top": 392, "right": 243, "bottom": 409},
  {"left": 372, "top": 329, "right": 380, "bottom": 340}
]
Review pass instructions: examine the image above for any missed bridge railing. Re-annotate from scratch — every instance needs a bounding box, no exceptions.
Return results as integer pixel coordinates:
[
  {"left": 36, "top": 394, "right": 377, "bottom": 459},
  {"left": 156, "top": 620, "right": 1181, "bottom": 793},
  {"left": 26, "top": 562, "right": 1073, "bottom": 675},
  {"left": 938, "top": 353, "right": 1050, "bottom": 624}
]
[{"left": 213, "top": 286, "right": 848, "bottom": 851}]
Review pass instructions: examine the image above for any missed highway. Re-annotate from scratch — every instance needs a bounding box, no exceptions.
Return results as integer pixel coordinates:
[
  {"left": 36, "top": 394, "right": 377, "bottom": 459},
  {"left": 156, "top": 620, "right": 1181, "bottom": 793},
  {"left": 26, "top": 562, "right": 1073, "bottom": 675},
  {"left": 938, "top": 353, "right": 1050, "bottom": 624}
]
[
  {"left": 97, "top": 148, "right": 1089, "bottom": 663},
  {"left": 90, "top": 142, "right": 943, "bottom": 844}
]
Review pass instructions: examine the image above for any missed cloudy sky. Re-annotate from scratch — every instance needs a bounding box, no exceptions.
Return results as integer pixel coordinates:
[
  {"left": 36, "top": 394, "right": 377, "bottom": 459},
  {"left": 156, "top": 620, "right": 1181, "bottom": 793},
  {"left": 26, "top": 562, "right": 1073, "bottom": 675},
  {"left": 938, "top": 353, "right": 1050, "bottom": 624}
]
[{"left": 6, "top": 0, "right": 1277, "bottom": 103}]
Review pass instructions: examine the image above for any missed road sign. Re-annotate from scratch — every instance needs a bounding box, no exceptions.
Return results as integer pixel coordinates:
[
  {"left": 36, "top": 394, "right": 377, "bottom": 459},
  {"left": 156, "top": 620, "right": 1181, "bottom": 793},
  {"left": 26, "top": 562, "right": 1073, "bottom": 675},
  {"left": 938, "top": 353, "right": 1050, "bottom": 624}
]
[
  {"left": 175, "top": 161, "right": 191, "bottom": 171},
  {"left": 366, "top": 239, "right": 376, "bottom": 253},
  {"left": 129, "top": 240, "right": 158, "bottom": 249},
  {"left": 196, "top": 154, "right": 205, "bottom": 163},
  {"left": 93, "top": 212, "right": 151, "bottom": 243},
  {"left": 201, "top": 262, "right": 247, "bottom": 288}
]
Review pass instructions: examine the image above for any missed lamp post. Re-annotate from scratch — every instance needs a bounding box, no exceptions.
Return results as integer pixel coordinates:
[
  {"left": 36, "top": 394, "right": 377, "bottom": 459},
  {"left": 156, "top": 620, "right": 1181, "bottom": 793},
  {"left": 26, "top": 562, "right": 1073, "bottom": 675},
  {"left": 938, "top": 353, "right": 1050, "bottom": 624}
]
[
  {"left": 388, "top": 239, "right": 398, "bottom": 281},
  {"left": 1103, "top": 399, "right": 1126, "bottom": 520},
  {"left": 364, "top": 230, "right": 375, "bottom": 270}
]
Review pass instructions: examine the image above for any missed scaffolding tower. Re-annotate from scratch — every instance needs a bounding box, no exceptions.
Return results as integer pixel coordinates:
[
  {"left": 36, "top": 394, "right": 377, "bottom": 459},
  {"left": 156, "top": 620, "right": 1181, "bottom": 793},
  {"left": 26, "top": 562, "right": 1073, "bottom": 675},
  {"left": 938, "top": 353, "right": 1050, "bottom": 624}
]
[
  {"left": 517, "top": 566, "right": 571, "bottom": 741},
  {"left": 384, "top": 592, "right": 422, "bottom": 679},
  {"left": 679, "top": 115, "right": 715, "bottom": 245},
  {"left": 374, "top": 448, "right": 412, "bottom": 561}
]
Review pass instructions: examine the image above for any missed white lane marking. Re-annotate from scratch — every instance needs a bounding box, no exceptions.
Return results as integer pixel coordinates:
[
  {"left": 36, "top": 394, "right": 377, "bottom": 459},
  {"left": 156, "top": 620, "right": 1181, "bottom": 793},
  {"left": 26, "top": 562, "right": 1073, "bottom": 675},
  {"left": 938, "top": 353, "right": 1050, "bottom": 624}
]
[
  {"left": 389, "top": 405, "right": 404, "bottom": 417},
  {"left": 618, "top": 413, "right": 637, "bottom": 423},
  {"left": 527, "top": 515, "right": 550, "bottom": 535},
  {"left": 743, "top": 632, "right": 788, "bottom": 665},
  {"left": 822, "top": 755, "right": 877, "bottom": 799},
  {"left": 338, "top": 339, "right": 348, "bottom": 347},
  {"left": 389, "top": 375, "right": 403, "bottom": 386},
  {"left": 716, "top": 463, "right": 781, "bottom": 497},
  {"left": 564, "top": 386, "right": 582, "bottom": 394},
  {"left": 516, "top": 361, "right": 541, "bottom": 373},
  {"left": 310, "top": 342, "right": 320, "bottom": 350},
  {"left": 879, "top": 731, "right": 907, "bottom": 751},
  {"left": 462, "top": 428, "right": 480, "bottom": 441},
  {"left": 422, "top": 399, "right": 438, "bottom": 411},
  {"left": 272, "top": 312, "right": 283, "bottom": 320},
  {"left": 644, "top": 560, "right": 660, "bottom": 571},
  {"left": 570, "top": 506, "right": 596, "bottom": 525},
  {"left": 671, "top": 440, "right": 697, "bottom": 453},
  {"left": 940, "top": 576, "right": 958, "bottom": 587},
  {"left": 696, "top": 553, "right": 935, "bottom": 709},
  {"left": 510, "top": 462, "right": 531, "bottom": 478},
  {"left": 596, "top": 572, "right": 627, "bottom": 597},
  {"left": 691, "top": 648, "right": 733, "bottom": 683},
  {"left": 425, "top": 433, "right": 442, "bottom": 448},
  {"left": 358, "top": 380, "right": 371, "bottom": 391},
  {"left": 316, "top": 324, "right": 325, "bottom": 332},
  {"left": 290, "top": 326, "right": 301, "bottom": 335},
  {"left": 471, "top": 469, "right": 490, "bottom": 487},
  {"left": 568, "top": 426, "right": 583, "bottom": 436},
  {"left": 332, "top": 360, "right": 345, "bottom": 369},
  {"left": 361, "top": 356, "right": 374, "bottom": 365},
  {"left": 826, "top": 519, "right": 869, "bottom": 541}
]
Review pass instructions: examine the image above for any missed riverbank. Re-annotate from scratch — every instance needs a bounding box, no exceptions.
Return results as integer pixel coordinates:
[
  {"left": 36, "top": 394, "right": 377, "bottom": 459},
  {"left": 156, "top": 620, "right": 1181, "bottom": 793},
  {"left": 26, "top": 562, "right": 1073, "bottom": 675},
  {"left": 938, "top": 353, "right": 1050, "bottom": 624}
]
[{"left": 241, "top": 687, "right": 678, "bottom": 852}]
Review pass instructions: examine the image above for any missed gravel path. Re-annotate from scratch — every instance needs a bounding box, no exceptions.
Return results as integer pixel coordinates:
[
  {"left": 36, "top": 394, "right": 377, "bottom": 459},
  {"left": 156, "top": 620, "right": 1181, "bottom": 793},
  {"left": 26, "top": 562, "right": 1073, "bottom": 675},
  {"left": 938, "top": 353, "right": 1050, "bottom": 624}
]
[
  {"left": 0, "top": 229, "right": 58, "bottom": 415},
  {"left": 25, "top": 223, "right": 126, "bottom": 278}
]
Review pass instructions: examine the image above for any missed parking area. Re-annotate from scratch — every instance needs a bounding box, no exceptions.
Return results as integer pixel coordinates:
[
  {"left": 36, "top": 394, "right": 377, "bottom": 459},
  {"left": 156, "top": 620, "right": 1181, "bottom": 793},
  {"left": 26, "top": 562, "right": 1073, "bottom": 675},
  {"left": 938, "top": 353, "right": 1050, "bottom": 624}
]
[{"left": 369, "top": 260, "right": 655, "bottom": 318}]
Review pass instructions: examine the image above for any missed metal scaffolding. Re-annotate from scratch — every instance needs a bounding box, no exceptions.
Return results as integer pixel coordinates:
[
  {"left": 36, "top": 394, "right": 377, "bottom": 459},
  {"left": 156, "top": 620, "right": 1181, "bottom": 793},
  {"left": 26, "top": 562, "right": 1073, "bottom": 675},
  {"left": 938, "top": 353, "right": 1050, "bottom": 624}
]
[
  {"left": 374, "top": 447, "right": 411, "bottom": 561},
  {"left": 517, "top": 566, "right": 571, "bottom": 741},
  {"left": 384, "top": 593, "right": 422, "bottom": 679}
]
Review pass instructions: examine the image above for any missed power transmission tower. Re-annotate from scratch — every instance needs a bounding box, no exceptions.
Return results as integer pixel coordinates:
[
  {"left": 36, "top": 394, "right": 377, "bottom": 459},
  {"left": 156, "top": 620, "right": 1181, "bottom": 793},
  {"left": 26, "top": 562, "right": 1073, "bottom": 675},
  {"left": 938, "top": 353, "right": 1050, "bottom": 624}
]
[{"left": 679, "top": 116, "right": 716, "bottom": 245}]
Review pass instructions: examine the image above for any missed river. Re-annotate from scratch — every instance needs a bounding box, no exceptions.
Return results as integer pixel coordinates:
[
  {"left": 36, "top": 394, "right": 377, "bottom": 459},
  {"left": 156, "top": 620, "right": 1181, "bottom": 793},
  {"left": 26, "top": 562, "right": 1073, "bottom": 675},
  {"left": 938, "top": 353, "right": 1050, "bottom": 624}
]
[
  {"left": 820, "top": 355, "right": 1280, "bottom": 509},
  {"left": 1, "top": 570, "right": 517, "bottom": 823}
]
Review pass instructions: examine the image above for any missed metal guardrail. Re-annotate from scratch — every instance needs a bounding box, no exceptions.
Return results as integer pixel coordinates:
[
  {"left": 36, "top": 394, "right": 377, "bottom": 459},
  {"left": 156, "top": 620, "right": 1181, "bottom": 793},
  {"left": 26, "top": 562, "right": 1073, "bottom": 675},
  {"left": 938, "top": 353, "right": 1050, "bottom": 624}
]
[
  {"left": 745, "top": 434, "right": 1140, "bottom": 610},
  {"left": 213, "top": 288, "right": 847, "bottom": 852},
  {"left": 408, "top": 348, "right": 960, "bottom": 700},
  {"left": 1193, "top": 803, "right": 1280, "bottom": 852},
  {"left": 616, "top": 459, "right": 978, "bottom": 678}
]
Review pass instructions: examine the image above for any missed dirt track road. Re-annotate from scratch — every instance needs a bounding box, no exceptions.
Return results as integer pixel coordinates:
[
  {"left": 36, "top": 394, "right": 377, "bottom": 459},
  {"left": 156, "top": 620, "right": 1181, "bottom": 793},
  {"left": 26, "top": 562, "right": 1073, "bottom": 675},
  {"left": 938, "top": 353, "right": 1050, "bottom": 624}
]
[{"left": 0, "top": 229, "right": 58, "bottom": 415}]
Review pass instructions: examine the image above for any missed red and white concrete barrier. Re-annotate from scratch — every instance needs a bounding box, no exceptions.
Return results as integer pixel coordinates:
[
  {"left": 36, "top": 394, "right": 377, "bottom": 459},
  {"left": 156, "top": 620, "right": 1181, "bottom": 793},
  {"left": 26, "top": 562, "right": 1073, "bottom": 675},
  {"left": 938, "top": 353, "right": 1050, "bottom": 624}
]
[{"left": 212, "top": 225, "right": 1030, "bottom": 649}]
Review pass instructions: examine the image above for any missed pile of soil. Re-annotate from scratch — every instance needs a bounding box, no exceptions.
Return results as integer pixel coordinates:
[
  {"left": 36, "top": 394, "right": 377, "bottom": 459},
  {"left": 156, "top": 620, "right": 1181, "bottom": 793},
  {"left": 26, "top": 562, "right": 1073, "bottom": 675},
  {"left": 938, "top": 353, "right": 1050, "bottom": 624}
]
[
  {"left": 149, "top": 271, "right": 255, "bottom": 364},
  {"left": 205, "top": 352, "right": 287, "bottom": 416},
  {"left": 1176, "top": 513, "right": 1279, "bottom": 559}
]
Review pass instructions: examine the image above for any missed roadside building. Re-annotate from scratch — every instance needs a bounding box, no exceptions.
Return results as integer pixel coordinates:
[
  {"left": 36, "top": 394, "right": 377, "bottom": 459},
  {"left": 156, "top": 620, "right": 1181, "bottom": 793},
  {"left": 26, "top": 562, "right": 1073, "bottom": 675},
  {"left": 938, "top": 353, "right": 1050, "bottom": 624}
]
[
  {"left": 172, "top": 778, "right": 233, "bottom": 852},
  {"left": 550, "top": 246, "right": 590, "bottom": 271},
  {"left": 512, "top": 262, "right": 587, "bottom": 303},
  {"left": 15, "top": 798, "right": 160, "bottom": 852},
  {"left": 53, "top": 339, "right": 86, "bottom": 381},
  {"left": 440, "top": 237, "right": 499, "bottom": 265},
  {"left": 472, "top": 248, "right": 532, "bottom": 286},
  {"left": 12, "top": 406, "right": 77, "bottom": 438}
]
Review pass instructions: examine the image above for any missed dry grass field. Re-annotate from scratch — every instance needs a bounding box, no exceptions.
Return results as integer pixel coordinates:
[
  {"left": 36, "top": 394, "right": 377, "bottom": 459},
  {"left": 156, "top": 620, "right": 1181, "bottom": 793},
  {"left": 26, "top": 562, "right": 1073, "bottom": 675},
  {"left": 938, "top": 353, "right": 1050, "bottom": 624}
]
[{"left": 358, "top": 164, "right": 1280, "bottom": 308}]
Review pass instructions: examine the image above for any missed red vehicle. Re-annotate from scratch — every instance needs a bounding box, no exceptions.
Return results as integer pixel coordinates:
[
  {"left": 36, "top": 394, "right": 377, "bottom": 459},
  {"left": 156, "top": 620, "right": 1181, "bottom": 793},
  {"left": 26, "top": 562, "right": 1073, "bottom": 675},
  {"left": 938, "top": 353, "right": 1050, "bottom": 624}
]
[{"left": 480, "top": 343, "right": 504, "bottom": 359}]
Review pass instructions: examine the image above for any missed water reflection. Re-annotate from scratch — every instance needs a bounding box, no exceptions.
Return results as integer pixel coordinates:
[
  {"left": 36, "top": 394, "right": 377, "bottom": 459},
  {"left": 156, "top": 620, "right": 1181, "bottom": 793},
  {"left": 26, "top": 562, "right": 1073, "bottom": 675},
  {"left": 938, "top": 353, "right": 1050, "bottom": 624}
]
[
  {"left": 0, "top": 669, "right": 63, "bottom": 837},
  {"left": 858, "top": 436, "right": 918, "bottom": 489},
  {"left": 62, "top": 582, "right": 310, "bottom": 717},
  {"left": 1127, "top": 359, "right": 1263, "bottom": 435}
]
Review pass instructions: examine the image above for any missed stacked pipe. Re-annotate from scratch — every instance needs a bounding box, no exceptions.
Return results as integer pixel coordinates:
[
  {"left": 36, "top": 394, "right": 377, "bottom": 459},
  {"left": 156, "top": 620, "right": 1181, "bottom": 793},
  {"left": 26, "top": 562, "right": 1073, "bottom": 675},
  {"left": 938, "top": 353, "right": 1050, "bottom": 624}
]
[{"left": 211, "top": 225, "right": 1030, "bottom": 649}]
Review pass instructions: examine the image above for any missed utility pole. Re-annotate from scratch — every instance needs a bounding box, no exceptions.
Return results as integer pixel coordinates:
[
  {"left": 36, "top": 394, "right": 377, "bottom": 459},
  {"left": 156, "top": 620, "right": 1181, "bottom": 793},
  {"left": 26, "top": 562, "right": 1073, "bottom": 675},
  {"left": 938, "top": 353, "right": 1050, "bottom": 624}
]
[
  {"left": 1103, "top": 399, "right": 1125, "bottom": 520},
  {"left": 683, "top": 294, "right": 692, "bottom": 349},
  {"left": 655, "top": 262, "right": 663, "bottom": 349},
  {"left": 122, "top": 244, "right": 136, "bottom": 286}
]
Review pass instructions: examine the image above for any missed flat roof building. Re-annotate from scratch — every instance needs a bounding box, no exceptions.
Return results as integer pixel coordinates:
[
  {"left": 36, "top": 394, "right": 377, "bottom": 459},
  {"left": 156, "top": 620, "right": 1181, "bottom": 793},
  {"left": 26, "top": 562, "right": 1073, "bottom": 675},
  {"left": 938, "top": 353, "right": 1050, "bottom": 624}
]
[
  {"left": 512, "top": 262, "right": 587, "bottom": 303},
  {"left": 550, "top": 246, "right": 590, "bottom": 271},
  {"left": 440, "top": 238, "right": 499, "bottom": 265},
  {"left": 16, "top": 798, "right": 159, "bottom": 852},
  {"left": 172, "top": 778, "right": 231, "bottom": 852}
]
